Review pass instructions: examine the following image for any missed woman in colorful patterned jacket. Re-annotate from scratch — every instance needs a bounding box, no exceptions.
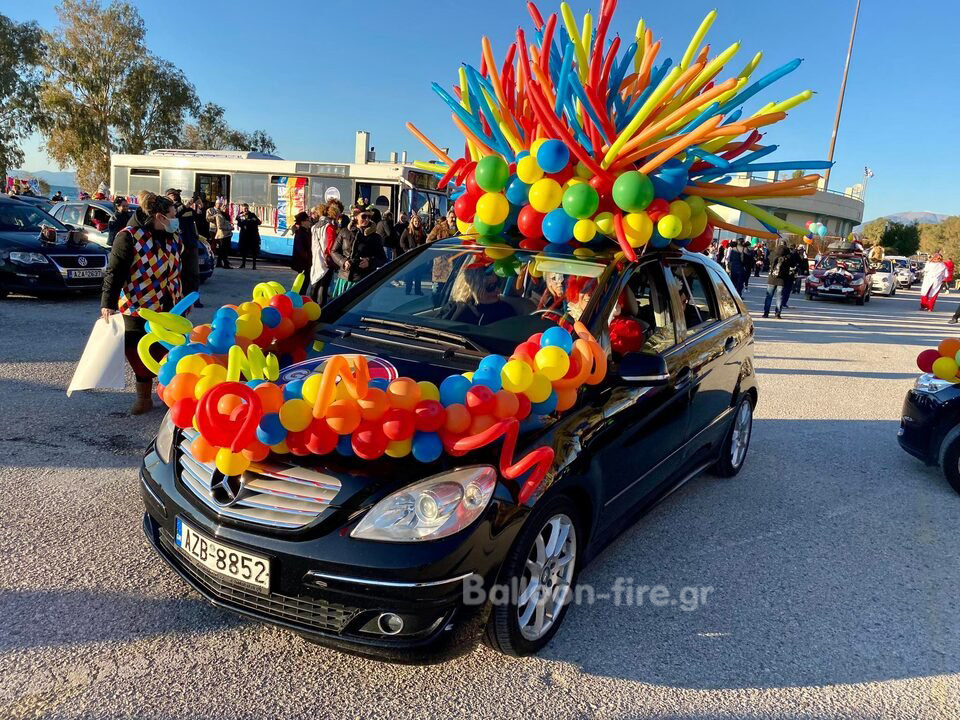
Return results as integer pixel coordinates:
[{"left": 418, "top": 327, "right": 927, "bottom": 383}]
[{"left": 99, "top": 191, "right": 182, "bottom": 414}]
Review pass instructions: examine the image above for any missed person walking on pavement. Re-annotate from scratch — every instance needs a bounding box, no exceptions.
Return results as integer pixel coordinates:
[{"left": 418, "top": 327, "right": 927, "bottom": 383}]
[
  {"left": 376, "top": 210, "right": 400, "bottom": 262},
  {"left": 920, "top": 253, "right": 948, "bottom": 311},
  {"left": 210, "top": 199, "right": 234, "bottom": 268},
  {"left": 763, "top": 240, "right": 795, "bottom": 318},
  {"left": 726, "top": 238, "right": 746, "bottom": 296},
  {"left": 330, "top": 208, "right": 386, "bottom": 298},
  {"left": 236, "top": 203, "right": 261, "bottom": 269},
  {"left": 290, "top": 211, "right": 313, "bottom": 279},
  {"left": 780, "top": 245, "right": 805, "bottom": 309},
  {"left": 742, "top": 242, "right": 755, "bottom": 289},
  {"left": 166, "top": 189, "right": 201, "bottom": 306}
]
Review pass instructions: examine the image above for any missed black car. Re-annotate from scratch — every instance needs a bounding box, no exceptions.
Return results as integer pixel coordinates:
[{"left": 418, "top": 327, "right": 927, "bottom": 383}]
[
  {"left": 139, "top": 238, "right": 758, "bottom": 662},
  {"left": 898, "top": 373, "right": 960, "bottom": 494},
  {"left": 0, "top": 196, "right": 108, "bottom": 298},
  {"left": 8, "top": 193, "right": 55, "bottom": 214}
]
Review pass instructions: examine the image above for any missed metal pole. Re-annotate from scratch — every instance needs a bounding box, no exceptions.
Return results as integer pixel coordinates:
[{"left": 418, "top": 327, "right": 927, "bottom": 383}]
[{"left": 823, "top": 0, "right": 861, "bottom": 190}]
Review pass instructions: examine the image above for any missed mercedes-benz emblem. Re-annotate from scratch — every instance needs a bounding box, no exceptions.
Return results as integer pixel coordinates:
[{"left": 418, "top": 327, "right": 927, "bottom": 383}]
[
  {"left": 209, "top": 469, "right": 247, "bottom": 507},
  {"left": 77, "top": 256, "right": 88, "bottom": 267}
]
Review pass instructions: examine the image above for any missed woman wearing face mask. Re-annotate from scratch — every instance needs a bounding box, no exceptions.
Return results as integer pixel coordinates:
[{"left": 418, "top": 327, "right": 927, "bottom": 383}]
[{"left": 100, "top": 191, "right": 182, "bottom": 414}]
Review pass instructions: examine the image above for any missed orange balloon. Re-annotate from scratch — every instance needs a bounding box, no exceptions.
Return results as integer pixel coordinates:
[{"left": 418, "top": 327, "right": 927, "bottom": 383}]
[
  {"left": 357, "top": 387, "right": 390, "bottom": 421},
  {"left": 290, "top": 307, "right": 309, "bottom": 329},
  {"left": 165, "top": 372, "right": 198, "bottom": 404},
  {"left": 555, "top": 387, "right": 578, "bottom": 413},
  {"left": 469, "top": 413, "right": 496, "bottom": 435},
  {"left": 325, "top": 398, "right": 361, "bottom": 435},
  {"left": 444, "top": 403, "right": 471, "bottom": 433},
  {"left": 222, "top": 304, "right": 239, "bottom": 311},
  {"left": 191, "top": 435, "right": 217, "bottom": 464},
  {"left": 254, "top": 383, "right": 284, "bottom": 414},
  {"left": 190, "top": 324, "right": 212, "bottom": 344},
  {"left": 218, "top": 393, "right": 244, "bottom": 416},
  {"left": 387, "top": 377, "right": 421, "bottom": 411},
  {"left": 242, "top": 440, "right": 270, "bottom": 462},
  {"left": 938, "top": 338, "right": 960, "bottom": 360},
  {"left": 493, "top": 389, "right": 520, "bottom": 419}
]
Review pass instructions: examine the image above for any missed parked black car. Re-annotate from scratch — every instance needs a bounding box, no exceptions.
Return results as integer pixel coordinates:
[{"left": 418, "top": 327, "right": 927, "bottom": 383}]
[
  {"left": 898, "top": 374, "right": 960, "bottom": 494},
  {"left": 139, "top": 238, "right": 758, "bottom": 662},
  {"left": 0, "top": 196, "right": 108, "bottom": 298},
  {"left": 8, "top": 193, "right": 54, "bottom": 214}
]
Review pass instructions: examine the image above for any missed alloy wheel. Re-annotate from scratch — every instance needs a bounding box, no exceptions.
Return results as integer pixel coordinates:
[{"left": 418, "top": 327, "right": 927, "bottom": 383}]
[
  {"left": 517, "top": 514, "right": 577, "bottom": 641},
  {"left": 730, "top": 400, "right": 753, "bottom": 468}
]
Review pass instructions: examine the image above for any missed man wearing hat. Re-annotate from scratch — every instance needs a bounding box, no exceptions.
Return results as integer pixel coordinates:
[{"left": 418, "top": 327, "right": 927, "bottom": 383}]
[{"left": 166, "top": 188, "right": 203, "bottom": 307}]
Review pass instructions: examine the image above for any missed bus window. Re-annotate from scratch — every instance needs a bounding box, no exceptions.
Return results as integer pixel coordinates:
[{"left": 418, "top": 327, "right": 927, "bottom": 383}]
[
  {"left": 197, "top": 174, "right": 230, "bottom": 202},
  {"left": 232, "top": 172, "right": 270, "bottom": 206}
]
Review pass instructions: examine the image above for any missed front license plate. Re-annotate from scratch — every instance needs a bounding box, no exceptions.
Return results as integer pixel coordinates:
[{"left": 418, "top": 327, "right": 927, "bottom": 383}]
[
  {"left": 175, "top": 518, "right": 270, "bottom": 592},
  {"left": 68, "top": 269, "right": 103, "bottom": 279}
]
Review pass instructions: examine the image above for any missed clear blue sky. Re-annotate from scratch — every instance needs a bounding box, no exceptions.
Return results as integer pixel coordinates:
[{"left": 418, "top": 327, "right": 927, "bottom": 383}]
[{"left": 7, "top": 0, "right": 958, "bottom": 221}]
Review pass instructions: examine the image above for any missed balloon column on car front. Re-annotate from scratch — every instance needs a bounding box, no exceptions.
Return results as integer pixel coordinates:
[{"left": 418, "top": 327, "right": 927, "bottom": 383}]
[
  {"left": 406, "top": 0, "right": 830, "bottom": 258},
  {"left": 917, "top": 339, "right": 960, "bottom": 383}
]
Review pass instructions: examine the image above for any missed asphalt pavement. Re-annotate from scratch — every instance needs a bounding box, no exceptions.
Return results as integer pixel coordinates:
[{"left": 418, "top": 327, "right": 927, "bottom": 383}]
[{"left": 1, "top": 267, "right": 958, "bottom": 719}]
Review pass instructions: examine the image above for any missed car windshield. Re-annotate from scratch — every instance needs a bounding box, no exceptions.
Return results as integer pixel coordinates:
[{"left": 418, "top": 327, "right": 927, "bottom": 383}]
[
  {"left": 819, "top": 256, "right": 864, "bottom": 272},
  {"left": 876, "top": 260, "right": 892, "bottom": 272},
  {"left": 335, "top": 242, "right": 614, "bottom": 354},
  {"left": 0, "top": 203, "right": 68, "bottom": 232}
]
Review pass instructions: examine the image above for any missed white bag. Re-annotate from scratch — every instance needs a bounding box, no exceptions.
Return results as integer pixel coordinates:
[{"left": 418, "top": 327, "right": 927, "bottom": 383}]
[{"left": 67, "top": 314, "right": 127, "bottom": 396}]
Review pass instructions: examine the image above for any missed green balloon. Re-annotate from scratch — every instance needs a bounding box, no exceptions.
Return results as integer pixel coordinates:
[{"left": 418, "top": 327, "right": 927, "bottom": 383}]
[
  {"left": 561, "top": 183, "right": 600, "bottom": 219},
  {"left": 475, "top": 156, "right": 510, "bottom": 193},
  {"left": 612, "top": 171, "right": 654, "bottom": 213},
  {"left": 473, "top": 218, "right": 505, "bottom": 236}
]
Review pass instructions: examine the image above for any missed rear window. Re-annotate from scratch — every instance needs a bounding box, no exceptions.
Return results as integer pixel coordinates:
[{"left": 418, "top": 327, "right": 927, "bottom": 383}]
[
  {"left": 668, "top": 262, "right": 720, "bottom": 336},
  {"left": 707, "top": 267, "right": 741, "bottom": 319}
]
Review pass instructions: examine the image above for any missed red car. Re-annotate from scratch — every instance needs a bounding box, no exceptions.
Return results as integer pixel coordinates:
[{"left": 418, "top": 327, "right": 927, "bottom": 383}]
[{"left": 805, "top": 253, "right": 872, "bottom": 305}]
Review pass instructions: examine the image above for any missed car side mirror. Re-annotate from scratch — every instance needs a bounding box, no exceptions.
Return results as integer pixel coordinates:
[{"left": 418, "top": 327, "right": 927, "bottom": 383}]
[{"left": 618, "top": 353, "right": 669, "bottom": 385}]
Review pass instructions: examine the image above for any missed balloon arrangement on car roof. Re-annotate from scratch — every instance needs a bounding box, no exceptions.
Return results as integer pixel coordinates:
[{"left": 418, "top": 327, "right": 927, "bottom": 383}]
[{"left": 150, "top": 0, "right": 828, "bottom": 505}]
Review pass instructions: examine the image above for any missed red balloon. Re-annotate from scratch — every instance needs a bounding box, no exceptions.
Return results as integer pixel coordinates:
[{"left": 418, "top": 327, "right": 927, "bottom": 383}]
[
  {"left": 687, "top": 224, "right": 714, "bottom": 254},
  {"left": 465, "top": 170, "right": 482, "bottom": 198},
  {"left": 646, "top": 198, "right": 670, "bottom": 222},
  {"left": 352, "top": 421, "right": 389, "bottom": 460},
  {"left": 528, "top": 332, "right": 543, "bottom": 345},
  {"left": 381, "top": 407, "right": 415, "bottom": 441},
  {"left": 917, "top": 349, "right": 942, "bottom": 374},
  {"left": 518, "top": 204, "right": 545, "bottom": 238},
  {"left": 242, "top": 440, "right": 271, "bottom": 462},
  {"left": 589, "top": 174, "right": 613, "bottom": 209},
  {"left": 466, "top": 385, "right": 496, "bottom": 416},
  {"left": 270, "top": 293, "right": 294, "bottom": 318},
  {"left": 305, "top": 418, "right": 338, "bottom": 455},
  {"left": 516, "top": 393, "right": 532, "bottom": 420},
  {"left": 414, "top": 400, "right": 446, "bottom": 432},
  {"left": 286, "top": 430, "right": 311, "bottom": 456},
  {"left": 546, "top": 164, "right": 575, "bottom": 185},
  {"left": 454, "top": 193, "right": 477, "bottom": 223},
  {"left": 170, "top": 397, "right": 198, "bottom": 429}
]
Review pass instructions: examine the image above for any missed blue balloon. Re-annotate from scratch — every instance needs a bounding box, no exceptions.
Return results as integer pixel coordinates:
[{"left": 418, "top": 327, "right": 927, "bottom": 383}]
[
  {"left": 336, "top": 434, "right": 355, "bottom": 456},
  {"left": 651, "top": 159, "right": 689, "bottom": 201},
  {"left": 472, "top": 367, "right": 503, "bottom": 392},
  {"left": 537, "top": 139, "right": 570, "bottom": 174},
  {"left": 439, "top": 375, "right": 471, "bottom": 406},
  {"left": 247, "top": 379, "right": 266, "bottom": 388},
  {"left": 260, "top": 307, "right": 282, "bottom": 328},
  {"left": 515, "top": 150, "right": 530, "bottom": 161},
  {"left": 171, "top": 292, "right": 200, "bottom": 315},
  {"left": 505, "top": 176, "right": 530, "bottom": 206},
  {"left": 283, "top": 379, "right": 304, "bottom": 401},
  {"left": 479, "top": 354, "right": 508, "bottom": 373},
  {"left": 649, "top": 229, "right": 672, "bottom": 249},
  {"left": 206, "top": 329, "right": 234, "bottom": 353},
  {"left": 412, "top": 431, "right": 443, "bottom": 463},
  {"left": 542, "top": 208, "right": 574, "bottom": 244},
  {"left": 158, "top": 361, "right": 177, "bottom": 386},
  {"left": 540, "top": 326, "right": 573, "bottom": 354},
  {"left": 369, "top": 377, "right": 390, "bottom": 391},
  {"left": 530, "top": 390, "right": 558, "bottom": 416},
  {"left": 214, "top": 306, "right": 239, "bottom": 321},
  {"left": 285, "top": 291, "right": 304, "bottom": 308},
  {"left": 257, "top": 413, "right": 286, "bottom": 446}
]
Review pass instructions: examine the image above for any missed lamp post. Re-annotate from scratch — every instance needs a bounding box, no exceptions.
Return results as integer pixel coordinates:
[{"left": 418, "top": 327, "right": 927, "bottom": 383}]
[{"left": 823, "top": 0, "right": 862, "bottom": 190}]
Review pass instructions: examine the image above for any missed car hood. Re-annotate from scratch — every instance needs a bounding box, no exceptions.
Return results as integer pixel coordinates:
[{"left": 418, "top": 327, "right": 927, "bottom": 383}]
[{"left": 0, "top": 230, "right": 107, "bottom": 256}]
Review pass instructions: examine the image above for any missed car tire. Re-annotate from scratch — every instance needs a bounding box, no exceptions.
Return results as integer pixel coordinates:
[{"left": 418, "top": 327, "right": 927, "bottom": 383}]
[
  {"left": 0, "top": 287, "right": 7, "bottom": 300},
  {"left": 940, "top": 436, "right": 960, "bottom": 495},
  {"left": 855, "top": 296, "right": 864, "bottom": 305},
  {"left": 484, "top": 496, "right": 582, "bottom": 657},
  {"left": 712, "top": 395, "right": 754, "bottom": 478},
  {"left": 865, "top": 292, "right": 871, "bottom": 303}
]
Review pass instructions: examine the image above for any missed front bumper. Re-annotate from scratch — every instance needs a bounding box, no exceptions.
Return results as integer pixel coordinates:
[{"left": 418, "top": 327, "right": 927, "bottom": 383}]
[
  {"left": 0, "top": 262, "right": 103, "bottom": 294},
  {"left": 806, "top": 283, "right": 865, "bottom": 299},
  {"left": 897, "top": 389, "right": 945, "bottom": 465},
  {"left": 139, "top": 449, "right": 521, "bottom": 663}
]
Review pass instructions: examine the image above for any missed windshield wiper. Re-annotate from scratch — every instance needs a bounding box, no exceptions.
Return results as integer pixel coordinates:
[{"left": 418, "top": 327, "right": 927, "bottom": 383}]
[{"left": 357, "top": 316, "right": 487, "bottom": 353}]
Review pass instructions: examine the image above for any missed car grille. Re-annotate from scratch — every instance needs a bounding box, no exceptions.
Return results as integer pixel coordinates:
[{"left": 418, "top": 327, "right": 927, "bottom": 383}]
[
  {"left": 178, "top": 429, "right": 341, "bottom": 529},
  {"left": 49, "top": 254, "right": 108, "bottom": 269},
  {"left": 158, "top": 529, "right": 360, "bottom": 633}
]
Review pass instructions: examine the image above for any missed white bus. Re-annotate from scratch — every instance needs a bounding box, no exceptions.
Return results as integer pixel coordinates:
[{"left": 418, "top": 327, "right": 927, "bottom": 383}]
[{"left": 109, "top": 147, "right": 449, "bottom": 257}]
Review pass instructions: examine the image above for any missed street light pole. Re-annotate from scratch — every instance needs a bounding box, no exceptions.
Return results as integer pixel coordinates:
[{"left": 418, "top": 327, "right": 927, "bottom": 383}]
[{"left": 823, "top": 0, "right": 862, "bottom": 190}]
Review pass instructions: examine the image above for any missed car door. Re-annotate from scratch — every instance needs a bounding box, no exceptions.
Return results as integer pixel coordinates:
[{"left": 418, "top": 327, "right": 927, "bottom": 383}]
[
  {"left": 665, "top": 258, "right": 745, "bottom": 469},
  {"left": 585, "top": 258, "right": 694, "bottom": 534}
]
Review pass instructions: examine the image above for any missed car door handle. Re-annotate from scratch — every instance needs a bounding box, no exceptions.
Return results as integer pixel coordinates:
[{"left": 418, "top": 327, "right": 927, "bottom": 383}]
[
  {"left": 673, "top": 366, "right": 693, "bottom": 391},
  {"left": 724, "top": 336, "right": 737, "bottom": 353}
]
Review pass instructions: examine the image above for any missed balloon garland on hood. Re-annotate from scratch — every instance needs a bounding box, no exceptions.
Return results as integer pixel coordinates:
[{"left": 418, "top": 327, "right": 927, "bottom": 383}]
[{"left": 407, "top": 0, "right": 831, "bottom": 257}]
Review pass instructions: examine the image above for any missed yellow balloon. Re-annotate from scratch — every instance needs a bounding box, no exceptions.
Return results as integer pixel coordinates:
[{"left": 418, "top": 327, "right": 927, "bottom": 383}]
[
  {"left": 574, "top": 161, "right": 592, "bottom": 179},
  {"left": 279, "top": 398, "right": 313, "bottom": 432},
  {"left": 516, "top": 155, "right": 544, "bottom": 184},
  {"left": 535, "top": 346, "right": 570, "bottom": 381},
  {"left": 302, "top": 373, "right": 324, "bottom": 404},
  {"left": 668, "top": 200, "right": 691, "bottom": 222},
  {"left": 136, "top": 333, "right": 164, "bottom": 375},
  {"left": 686, "top": 195, "right": 706, "bottom": 215},
  {"left": 573, "top": 218, "right": 597, "bottom": 243},
  {"left": 456, "top": 218, "right": 474, "bottom": 235},
  {"left": 475, "top": 192, "right": 510, "bottom": 225},
  {"left": 530, "top": 138, "right": 548, "bottom": 157},
  {"left": 238, "top": 301, "right": 260, "bottom": 316},
  {"left": 417, "top": 381, "right": 440, "bottom": 402},
  {"left": 528, "top": 178, "right": 562, "bottom": 213},
  {"left": 658, "top": 214, "right": 683, "bottom": 240},
  {"left": 462, "top": 371, "right": 474, "bottom": 382},
  {"left": 680, "top": 220, "right": 692, "bottom": 238},
  {"left": 215, "top": 448, "right": 250, "bottom": 476},
  {"left": 194, "top": 375, "right": 221, "bottom": 400},
  {"left": 501, "top": 359, "right": 533, "bottom": 393},
  {"left": 385, "top": 438, "right": 412, "bottom": 458},
  {"left": 562, "top": 177, "right": 586, "bottom": 191},
  {"left": 270, "top": 440, "right": 290, "bottom": 454},
  {"left": 303, "top": 301, "right": 322, "bottom": 321},
  {"left": 932, "top": 357, "right": 959, "bottom": 382},
  {"left": 594, "top": 211, "right": 615, "bottom": 236},
  {"left": 623, "top": 212, "right": 653, "bottom": 248},
  {"left": 524, "top": 372, "right": 553, "bottom": 403},
  {"left": 690, "top": 211, "right": 708, "bottom": 237},
  {"left": 176, "top": 354, "right": 207, "bottom": 375}
]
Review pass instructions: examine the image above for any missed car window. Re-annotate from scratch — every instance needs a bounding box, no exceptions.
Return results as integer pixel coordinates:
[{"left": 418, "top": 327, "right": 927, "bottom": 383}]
[
  {"left": 59, "top": 204, "right": 84, "bottom": 226},
  {"left": 84, "top": 205, "right": 110, "bottom": 229},
  {"left": 0, "top": 203, "right": 68, "bottom": 232},
  {"left": 50, "top": 204, "right": 64, "bottom": 220},
  {"left": 608, "top": 262, "right": 677, "bottom": 357},
  {"left": 706, "top": 267, "right": 741, "bottom": 319},
  {"left": 668, "top": 262, "right": 720, "bottom": 336}
]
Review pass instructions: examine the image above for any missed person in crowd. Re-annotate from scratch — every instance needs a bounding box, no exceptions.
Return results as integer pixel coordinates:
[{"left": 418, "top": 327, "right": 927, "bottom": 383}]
[
  {"left": 726, "top": 238, "right": 746, "bottom": 296},
  {"left": 439, "top": 265, "right": 516, "bottom": 325},
  {"left": 943, "top": 257, "right": 955, "bottom": 295},
  {"left": 194, "top": 196, "right": 211, "bottom": 243},
  {"left": 400, "top": 214, "right": 428, "bottom": 295},
  {"left": 99, "top": 191, "right": 181, "bottom": 414},
  {"left": 396, "top": 212, "right": 409, "bottom": 231},
  {"left": 236, "top": 203, "right": 261, "bottom": 269},
  {"left": 165, "top": 188, "right": 201, "bottom": 306},
  {"left": 717, "top": 241, "right": 726, "bottom": 266},
  {"left": 920, "top": 253, "right": 948, "bottom": 311},
  {"left": 376, "top": 210, "right": 400, "bottom": 262},
  {"left": 309, "top": 199, "right": 344, "bottom": 304},
  {"left": 763, "top": 240, "right": 796, "bottom": 318},
  {"left": 330, "top": 208, "right": 386, "bottom": 298},
  {"left": 51, "top": 191, "right": 64, "bottom": 202},
  {"left": 107, "top": 196, "right": 132, "bottom": 247},
  {"left": 212, "top": 199, "right": 235, "bottom": 268},
  {"left": 742, "top": 241, "right": 755, "bottom": 289},
  {"left": 291, "top": 211, "right": 313, "bottom": 278},
  {"left": 780, "top": 245, "right": 806, "bottom": 309}
]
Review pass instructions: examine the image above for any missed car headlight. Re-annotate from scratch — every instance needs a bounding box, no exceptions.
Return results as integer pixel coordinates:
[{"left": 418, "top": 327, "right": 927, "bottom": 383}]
[
  {"left": 914, "top": 373, "right": 956, "bottom": 395},
  {"left": 851, "top": 278, "right": 864, "bottom": 286},
  {"left": 155, "top": 411, "right": 176, "bottom": 463},
  {"left": 9, "top": 251, "right": 49, "bottom": 265},
  {"left": 351, "top": 466, "right": 497, "bottom": 542}
]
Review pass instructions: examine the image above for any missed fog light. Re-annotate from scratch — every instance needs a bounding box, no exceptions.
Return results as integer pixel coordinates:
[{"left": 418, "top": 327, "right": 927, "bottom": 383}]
[{"left": 377, "top": 612, "right": 404, "bottom": 635}]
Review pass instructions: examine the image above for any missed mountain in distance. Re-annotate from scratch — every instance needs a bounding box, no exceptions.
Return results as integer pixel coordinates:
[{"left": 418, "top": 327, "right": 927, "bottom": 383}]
[
  {"left": 10, "top": 169, "right": 77, "bottom": 186},
  {"left": 854, "top": 211, "right": 950, "bottom": 233}
]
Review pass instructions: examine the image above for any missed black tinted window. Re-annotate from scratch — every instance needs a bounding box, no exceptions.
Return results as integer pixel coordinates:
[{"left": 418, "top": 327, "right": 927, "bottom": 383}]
[
  {"left": 707, "top": 267, "right": 740, "bottom": 319},
  {"left": 608, "top": 262, "right": 677, "bottom": 357},
  {"left": 668, "top": 262, "right": 720, "bottom": 336}
]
